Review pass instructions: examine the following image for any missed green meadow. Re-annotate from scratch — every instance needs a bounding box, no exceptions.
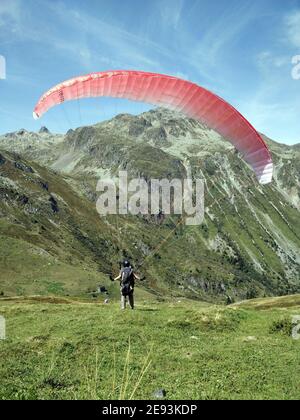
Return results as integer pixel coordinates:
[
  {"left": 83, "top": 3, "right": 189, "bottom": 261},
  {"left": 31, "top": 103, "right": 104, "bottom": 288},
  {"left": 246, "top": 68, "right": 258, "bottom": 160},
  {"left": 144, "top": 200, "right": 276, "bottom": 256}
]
[{"left": 1, "top": 294, "right": 300, "bottom": 400}]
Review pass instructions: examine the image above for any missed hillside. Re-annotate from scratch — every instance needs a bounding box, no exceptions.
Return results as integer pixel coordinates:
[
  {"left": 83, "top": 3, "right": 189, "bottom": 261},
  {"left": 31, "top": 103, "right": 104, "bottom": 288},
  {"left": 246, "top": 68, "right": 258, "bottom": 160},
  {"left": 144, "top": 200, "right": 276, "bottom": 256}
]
[
  {"left": 0, "top": 150, "right": 119, "bottom": 297},
  {"left": 0, "top": 109, "right": 299, "bottom": 301}
]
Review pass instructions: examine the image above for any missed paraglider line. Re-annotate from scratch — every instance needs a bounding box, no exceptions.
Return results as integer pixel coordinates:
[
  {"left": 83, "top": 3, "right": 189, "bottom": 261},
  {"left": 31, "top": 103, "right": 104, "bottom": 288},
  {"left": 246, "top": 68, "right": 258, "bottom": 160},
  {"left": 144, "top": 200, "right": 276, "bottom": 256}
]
[{"left": 138, "top": 216, "right": 186, "bottom": 269}]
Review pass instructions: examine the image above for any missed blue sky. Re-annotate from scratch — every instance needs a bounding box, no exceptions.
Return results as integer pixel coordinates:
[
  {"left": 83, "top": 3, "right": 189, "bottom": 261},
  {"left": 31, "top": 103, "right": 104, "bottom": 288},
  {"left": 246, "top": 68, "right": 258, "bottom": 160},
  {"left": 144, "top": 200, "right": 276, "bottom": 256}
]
[{"left": 0, "top": 0, "right": 299, "bottom": 144}]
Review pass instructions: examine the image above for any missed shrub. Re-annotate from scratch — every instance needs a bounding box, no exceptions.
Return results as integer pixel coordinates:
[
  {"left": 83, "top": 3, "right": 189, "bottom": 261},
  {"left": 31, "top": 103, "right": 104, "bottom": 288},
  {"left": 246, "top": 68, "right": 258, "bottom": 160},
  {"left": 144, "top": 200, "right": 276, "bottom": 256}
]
[{"left": 269, "top": 317, "right": 293, "bottom": 336}]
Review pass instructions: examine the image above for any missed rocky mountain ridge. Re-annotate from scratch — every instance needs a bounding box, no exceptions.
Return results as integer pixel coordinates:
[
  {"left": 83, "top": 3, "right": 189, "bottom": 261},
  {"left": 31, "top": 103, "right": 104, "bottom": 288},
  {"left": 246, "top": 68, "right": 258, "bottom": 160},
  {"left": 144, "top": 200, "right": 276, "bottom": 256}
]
[{"left": 1, "top": 109, "right": 299, "bottom": 301}]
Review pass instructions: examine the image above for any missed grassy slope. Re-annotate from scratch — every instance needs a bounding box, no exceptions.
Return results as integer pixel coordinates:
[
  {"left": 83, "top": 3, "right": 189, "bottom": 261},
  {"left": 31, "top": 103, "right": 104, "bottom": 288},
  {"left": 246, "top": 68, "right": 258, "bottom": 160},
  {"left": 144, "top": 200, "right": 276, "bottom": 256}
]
[
  {"left": 0, "top": 151, "right": 127, "bottom": 298},
  {"left": 0, "top": 295, "right": 300, "bottom": 400}
]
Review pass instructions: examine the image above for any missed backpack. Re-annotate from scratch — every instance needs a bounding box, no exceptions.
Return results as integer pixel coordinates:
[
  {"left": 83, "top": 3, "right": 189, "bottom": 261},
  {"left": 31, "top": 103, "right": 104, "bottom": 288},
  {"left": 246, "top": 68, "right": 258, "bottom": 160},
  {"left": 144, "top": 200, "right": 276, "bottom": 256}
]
[{"left": 121, "top": 267, "right": 134, "bottom": 296}]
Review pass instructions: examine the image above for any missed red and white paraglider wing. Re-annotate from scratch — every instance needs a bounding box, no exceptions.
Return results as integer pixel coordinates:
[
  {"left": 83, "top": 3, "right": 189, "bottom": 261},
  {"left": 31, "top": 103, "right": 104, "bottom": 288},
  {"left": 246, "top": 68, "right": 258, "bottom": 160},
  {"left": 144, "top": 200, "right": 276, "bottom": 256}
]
[{"left": 33, "top": 70, "right": 273, "bottom": 184}]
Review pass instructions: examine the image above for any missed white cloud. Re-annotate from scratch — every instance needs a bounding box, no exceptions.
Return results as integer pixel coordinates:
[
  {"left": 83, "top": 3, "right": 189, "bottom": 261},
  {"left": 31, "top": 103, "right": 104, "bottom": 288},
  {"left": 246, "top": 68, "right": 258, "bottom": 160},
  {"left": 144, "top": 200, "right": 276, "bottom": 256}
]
[
  {"left": 0, "top": 0, "right": 20, "bottom": 18},
  {"left": 257, "top": 51, "right": 288, "bottom": 72},
  {"left": 285, "top": 11, "right": 300, "bottom": 48},
  {"left": 238, "top": 81, "right": 300, "bottom": 144},
  {"left": 0, "top": 0, "right": 21, "bottom": 34},
  {"left": 247, "top": 47, "right": 299, "bottom": 143},
  {"left": 164, "top": 1, "right": 263, "bottom": 88},
  {"left": 159, "top": 0, "right": 184, "bottom": 29},
  {"left": 0, "top": 0, "right": 171, "bottom": 71},
  {"left": 40, "top": 0, "right": 171, "bottom": 71},
  {"left": 192, "top": 2, "right": 258, "bottom": 66}
]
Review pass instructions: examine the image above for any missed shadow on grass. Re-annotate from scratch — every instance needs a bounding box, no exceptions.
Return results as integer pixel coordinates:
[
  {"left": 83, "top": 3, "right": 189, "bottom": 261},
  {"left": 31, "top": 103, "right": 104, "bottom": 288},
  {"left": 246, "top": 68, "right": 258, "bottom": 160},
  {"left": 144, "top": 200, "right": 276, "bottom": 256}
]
[{"left": 137, "top": 308, "right": 159, "bottom": 312}]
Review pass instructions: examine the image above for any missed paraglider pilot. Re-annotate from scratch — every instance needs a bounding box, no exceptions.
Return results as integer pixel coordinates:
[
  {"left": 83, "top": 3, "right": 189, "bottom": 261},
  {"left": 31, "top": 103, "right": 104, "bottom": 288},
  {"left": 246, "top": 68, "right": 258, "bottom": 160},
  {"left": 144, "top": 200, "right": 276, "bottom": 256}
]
[{"left": 113, "top": 261, "right": 140, "bottom": 310}]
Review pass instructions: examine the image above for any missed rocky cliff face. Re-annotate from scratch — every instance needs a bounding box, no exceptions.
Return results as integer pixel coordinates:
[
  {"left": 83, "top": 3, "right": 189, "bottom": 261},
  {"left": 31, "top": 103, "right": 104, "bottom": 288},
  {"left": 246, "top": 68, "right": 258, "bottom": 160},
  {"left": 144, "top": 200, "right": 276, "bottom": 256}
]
[{"left": 1, "top": 109, "right": 299, "bottom": 301}]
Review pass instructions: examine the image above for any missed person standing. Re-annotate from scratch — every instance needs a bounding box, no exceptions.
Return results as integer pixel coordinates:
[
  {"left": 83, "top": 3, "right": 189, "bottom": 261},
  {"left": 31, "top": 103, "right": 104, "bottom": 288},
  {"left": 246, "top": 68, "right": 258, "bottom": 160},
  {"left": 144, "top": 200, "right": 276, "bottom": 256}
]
[{"left": 114, "top": 260, "right": 140, "bottom": 310}]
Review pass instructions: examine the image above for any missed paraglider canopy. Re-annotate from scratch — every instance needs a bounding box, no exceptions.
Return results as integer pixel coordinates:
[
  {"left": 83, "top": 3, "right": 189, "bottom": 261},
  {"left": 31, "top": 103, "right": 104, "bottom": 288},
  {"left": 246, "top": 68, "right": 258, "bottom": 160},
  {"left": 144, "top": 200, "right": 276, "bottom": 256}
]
[{"left": 33, "top": 70, "right": 273, "bottom": 184}]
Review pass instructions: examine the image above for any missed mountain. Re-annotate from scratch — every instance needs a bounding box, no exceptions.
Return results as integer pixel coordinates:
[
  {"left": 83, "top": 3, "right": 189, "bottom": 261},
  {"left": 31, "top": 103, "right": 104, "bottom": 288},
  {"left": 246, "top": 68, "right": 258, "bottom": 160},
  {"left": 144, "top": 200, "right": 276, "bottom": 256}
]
[
  {"left": 0, "top": 149, "right": 122, "bottom": 297},
  {"left": 1, "top": 109, "right": 299, "bottom": 302}
]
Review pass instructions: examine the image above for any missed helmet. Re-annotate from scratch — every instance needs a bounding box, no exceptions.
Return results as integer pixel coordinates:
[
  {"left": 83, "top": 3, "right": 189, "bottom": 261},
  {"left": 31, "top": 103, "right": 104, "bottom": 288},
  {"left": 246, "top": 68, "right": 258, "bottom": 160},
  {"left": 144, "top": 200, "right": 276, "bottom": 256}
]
[{"left": 123, "top": 260, "right": 131, "bottom": 268}]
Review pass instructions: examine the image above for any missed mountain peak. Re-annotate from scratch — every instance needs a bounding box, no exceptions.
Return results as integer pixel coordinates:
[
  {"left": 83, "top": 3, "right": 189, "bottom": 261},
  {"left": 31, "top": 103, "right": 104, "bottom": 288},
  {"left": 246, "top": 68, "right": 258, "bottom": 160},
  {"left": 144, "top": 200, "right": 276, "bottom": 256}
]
[
  {"left": 17, "top": 129, "right": 28, "bottom": 136},
  {"left": 39, "top": 126, "right": 50, "bottom": 134}
]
